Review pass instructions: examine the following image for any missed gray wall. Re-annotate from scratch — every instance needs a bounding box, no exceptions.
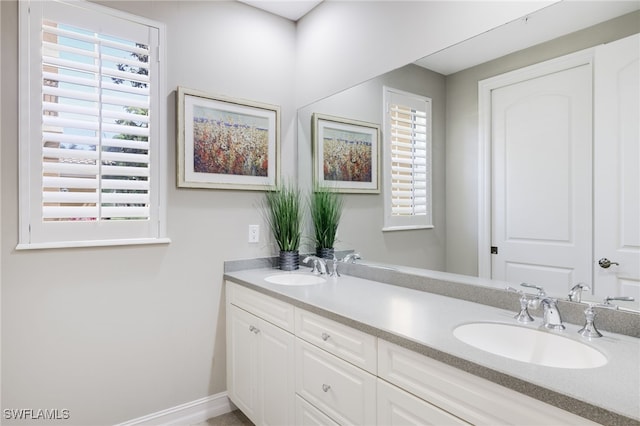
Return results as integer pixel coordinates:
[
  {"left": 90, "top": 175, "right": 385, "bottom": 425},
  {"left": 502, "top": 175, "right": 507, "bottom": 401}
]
[
  {"left": 445, "top": 11, "right": 640, "bottom": 276},
  {"left": 1, "top": 1, "right": 295, "bottom": 424}
]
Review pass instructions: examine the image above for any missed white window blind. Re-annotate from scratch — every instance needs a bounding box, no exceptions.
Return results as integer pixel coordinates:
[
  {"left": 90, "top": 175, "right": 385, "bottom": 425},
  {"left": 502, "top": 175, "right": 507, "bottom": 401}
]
[
  {"left": 19, "top": 0, "right": 168, "bottom": 248},
  {"left": 383, "top": 88, "right": 433, "bottom": 230}
]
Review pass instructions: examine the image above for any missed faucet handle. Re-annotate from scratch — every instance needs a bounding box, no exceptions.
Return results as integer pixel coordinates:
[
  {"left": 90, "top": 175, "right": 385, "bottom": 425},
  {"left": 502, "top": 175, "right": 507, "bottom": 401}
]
[
  {"left": 520, "top": 282, "right": 546, "bottom": 297},
  {"left": 601, "top": 296, "right": 635, "bottom": 309},
  {"left": 506, "top": 287, "right": 535, "bottom": 323},
  {"left": 329, "top": 254, "right": 340, "bottom": 278},
  {"left": 303, "top": 255, "right": 323, "bottom": 274},
  {"left": 515, "top": 294, "right": 535, "bottom": 323},
  {"left": 578, "top": 304, "right": 603, "bottom": 338}
]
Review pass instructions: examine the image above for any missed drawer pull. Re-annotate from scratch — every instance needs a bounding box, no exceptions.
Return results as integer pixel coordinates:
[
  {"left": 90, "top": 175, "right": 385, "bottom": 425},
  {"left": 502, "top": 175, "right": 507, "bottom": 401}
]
[
  {"left": 249, "top": 325, "right": 260, "bottom": 334},
  {"left": 322, "top": 384, "right": 331, "bottom": 392},
  {"left": 321, "top": 332, "right": 331, "bottom": 341}
]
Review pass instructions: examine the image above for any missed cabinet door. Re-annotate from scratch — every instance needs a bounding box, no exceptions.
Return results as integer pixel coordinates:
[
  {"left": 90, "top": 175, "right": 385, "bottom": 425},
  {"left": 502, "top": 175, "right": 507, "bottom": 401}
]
[
  {"left": 260, "top": 318, "right": 295, "bottom": 426},
  {"left": 227, "top": 305, "right": 260, "bottom": 424},
  {"left": 377, "top": 379, "right": 470, "bottom": 426}
]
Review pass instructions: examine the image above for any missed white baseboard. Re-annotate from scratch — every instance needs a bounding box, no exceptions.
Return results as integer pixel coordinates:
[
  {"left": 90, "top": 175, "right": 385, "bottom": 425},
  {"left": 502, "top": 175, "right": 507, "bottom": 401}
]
[{"left": 116, "top": 392, "right": 235, "bottom": 426}]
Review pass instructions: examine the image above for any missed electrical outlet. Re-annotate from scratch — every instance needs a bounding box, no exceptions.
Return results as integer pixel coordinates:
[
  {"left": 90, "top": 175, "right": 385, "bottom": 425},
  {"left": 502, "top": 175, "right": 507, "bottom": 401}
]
[{"left": 248, "top": 225, "right": 259, "bottom": 243}]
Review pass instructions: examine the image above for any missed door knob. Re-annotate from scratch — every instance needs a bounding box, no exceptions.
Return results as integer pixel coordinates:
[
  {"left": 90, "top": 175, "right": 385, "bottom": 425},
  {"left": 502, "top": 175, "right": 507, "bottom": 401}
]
[{"left": 598, "top": 258, "right": 619, "bottom": 269}]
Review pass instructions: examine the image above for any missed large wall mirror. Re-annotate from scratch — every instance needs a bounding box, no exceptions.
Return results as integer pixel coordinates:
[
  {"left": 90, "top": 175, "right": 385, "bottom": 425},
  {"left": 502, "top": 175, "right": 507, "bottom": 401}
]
[{"left": 297, "top": 1, "right": 640, "bottom": 311}]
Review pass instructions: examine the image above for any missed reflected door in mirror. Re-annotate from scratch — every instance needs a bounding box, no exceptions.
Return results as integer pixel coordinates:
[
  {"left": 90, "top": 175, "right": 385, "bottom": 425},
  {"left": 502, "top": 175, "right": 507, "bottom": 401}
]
[{"left": 490, "top": 60, "right": 592, "bottom": 296}]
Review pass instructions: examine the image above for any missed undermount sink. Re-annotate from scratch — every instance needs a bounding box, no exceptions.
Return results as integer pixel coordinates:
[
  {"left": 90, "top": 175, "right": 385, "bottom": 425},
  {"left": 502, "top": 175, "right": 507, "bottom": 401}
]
[
  {"left": 453, "top": 322, "right": 607, "bottom": 369},
  {"left": 264, "top": 273, "right": 326, "bottom": 286}
]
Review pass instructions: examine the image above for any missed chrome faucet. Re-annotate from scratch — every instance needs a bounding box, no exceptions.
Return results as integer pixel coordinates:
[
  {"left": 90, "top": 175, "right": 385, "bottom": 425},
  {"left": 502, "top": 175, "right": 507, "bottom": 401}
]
[
  {"left": 537, "top": 297, "right": 565, "bottom": 330},
  {"left": 568, "top": 283, "right": 590, "bottom": 302},
  {"left": 342, "top": 252, "right": 361, "bottom": 263},
  {"left": 303, "top": 255, "right": 327, "bottom": 275},
  {"left": 511, "top": 283, "right": 565, "bottom": 330}
]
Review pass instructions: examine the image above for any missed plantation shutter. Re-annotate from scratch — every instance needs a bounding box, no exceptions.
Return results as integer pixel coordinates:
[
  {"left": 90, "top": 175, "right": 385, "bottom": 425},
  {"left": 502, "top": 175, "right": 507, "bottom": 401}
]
[
  {"left": 19, "top": 0, "right": 166, "bottom": 248},
  {"left": 383, "top": 88, "right": 433, "bottom": 230}
]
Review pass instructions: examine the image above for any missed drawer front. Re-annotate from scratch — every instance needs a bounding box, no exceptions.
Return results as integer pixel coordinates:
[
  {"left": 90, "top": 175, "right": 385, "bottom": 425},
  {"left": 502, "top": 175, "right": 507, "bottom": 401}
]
[
  {"left": 227, "top": 281, "right": 294, "bottom": 332},
  {"left": 295, "top": 395, "right": 340, "bottom": 426},
  {"left": 295, "top": 308, "right": 377, "bottom": 373},
  {"left": 377, "top": 379, "right": 470, "bottom": 426},
  {"left": 378, "top": 340, "right": 599, "bottom": 426},
  {"left": 296, "top": 339, "right": 376, "bottom": 425}
]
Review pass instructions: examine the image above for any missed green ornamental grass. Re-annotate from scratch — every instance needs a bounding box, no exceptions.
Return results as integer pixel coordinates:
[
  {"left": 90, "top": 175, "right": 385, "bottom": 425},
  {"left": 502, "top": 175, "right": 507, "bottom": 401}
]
[
  {"left": 310, "top": 184, "right": 343, "bottom": 250},
  {"left": 263, "top": 182, "right": 302, "bottom": 252}
]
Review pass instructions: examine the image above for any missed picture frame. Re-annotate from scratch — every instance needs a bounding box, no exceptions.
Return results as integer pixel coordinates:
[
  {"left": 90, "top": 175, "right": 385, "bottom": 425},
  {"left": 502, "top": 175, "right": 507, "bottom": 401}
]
[
  {"left": 312, "top": 113, "right": 380, "bottom": 193},
  {"left": 176, "top": 86, "right": 280, "bottom": 190}
]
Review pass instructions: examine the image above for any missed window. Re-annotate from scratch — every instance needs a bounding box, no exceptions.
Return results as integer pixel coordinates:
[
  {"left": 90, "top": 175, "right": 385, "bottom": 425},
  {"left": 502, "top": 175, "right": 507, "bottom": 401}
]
[
  {"left": 383, "top": 87, "right": 432, "bottom": 231},
  {"left": 18, "top": 0, "right": 168, "bottom": 249}
]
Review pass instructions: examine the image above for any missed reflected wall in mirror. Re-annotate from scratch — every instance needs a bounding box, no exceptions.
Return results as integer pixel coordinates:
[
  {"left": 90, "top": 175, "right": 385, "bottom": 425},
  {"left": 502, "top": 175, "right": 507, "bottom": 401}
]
[{"left": 297, "top": 5, "right": 640, "bottom": 310}]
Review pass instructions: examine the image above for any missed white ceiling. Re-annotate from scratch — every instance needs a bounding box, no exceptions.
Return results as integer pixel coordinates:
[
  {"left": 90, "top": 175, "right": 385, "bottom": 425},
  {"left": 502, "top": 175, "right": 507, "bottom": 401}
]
[
  {"left": 414, "top": 1, "right": 640, "bottom": 75},
  {"left": 238, "top": 0, "right": 323, "bottom": 21}
]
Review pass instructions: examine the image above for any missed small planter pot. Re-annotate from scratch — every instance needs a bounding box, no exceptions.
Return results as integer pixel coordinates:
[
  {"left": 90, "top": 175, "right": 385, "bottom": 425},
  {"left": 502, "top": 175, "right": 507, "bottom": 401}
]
[
  {"left": 316, "top": 247, "right": 335, "bottom": 260},
  {"left": 279, "top": 250, "right": 300, "bottom": 271}
]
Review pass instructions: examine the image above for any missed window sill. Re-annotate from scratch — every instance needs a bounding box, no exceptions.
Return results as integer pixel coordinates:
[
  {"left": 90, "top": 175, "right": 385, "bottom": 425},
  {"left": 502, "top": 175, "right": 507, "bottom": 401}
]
[
  {"left": 382, "top": 225, "right": 434, "bottom": 232},
  {"left": 16, "top": 237, "right": 172, "bottom": 251}
]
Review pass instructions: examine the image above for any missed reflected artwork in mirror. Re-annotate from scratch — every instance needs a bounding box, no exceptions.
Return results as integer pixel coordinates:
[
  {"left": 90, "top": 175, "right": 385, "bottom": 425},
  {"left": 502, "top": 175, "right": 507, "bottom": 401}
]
[{"left": 312, "top": 113, "right": 380, "bottom": 194}]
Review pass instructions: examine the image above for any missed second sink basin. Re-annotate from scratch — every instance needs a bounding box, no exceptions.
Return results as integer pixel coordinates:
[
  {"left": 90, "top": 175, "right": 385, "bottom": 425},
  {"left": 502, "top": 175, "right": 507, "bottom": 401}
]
[
  {"left": 453, "top": 322, "right": 607, "bottom": 369},
  {"left": 265, "top": 273, "right": 326, "bottom": 286}
]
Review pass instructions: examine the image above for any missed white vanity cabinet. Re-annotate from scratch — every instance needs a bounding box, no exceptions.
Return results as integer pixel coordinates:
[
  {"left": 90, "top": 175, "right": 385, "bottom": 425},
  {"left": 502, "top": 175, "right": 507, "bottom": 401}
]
[
  {"left": 226, "top": 280, "right": 602, "bottom": 426},
  {"left": 226, "top": 282, "right": 295, "bottom": 426}
]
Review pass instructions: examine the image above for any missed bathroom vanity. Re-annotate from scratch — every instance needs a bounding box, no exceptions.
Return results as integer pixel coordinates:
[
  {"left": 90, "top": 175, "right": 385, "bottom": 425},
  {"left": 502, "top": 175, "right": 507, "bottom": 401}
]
[{"left": 224, "top": 262, "right": 640, "bottom": 426}]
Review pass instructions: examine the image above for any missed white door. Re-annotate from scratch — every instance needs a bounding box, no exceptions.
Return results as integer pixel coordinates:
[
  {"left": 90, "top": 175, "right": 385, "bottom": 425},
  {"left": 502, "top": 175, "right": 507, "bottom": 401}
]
[
  {"left": 593, "top": 34, "right": 640, "bottom": 307},
  {"left": 491, "top": 63, "right": 593, "bottom": 296}
]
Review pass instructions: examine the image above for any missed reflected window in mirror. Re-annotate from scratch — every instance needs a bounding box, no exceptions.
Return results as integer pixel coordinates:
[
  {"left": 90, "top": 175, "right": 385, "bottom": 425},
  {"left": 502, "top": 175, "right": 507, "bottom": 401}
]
[{"left": 382, "top": 87, "right": 433, "bottom": 231}]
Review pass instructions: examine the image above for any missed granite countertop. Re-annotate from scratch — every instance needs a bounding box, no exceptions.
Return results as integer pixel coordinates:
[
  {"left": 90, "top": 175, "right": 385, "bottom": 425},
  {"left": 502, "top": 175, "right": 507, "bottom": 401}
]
[{"left": 224, "top": 267, "right": 640, "bottom": 425}]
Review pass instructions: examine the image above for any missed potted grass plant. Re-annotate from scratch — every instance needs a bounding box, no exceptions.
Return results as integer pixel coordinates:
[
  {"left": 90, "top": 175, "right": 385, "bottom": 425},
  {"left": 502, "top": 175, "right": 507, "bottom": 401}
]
[
  {"left": 262, "top": 181, "right": 303, "bottom": 271},
  {"left": 310, "top": 184, "right": 343, "bottom": 260}
]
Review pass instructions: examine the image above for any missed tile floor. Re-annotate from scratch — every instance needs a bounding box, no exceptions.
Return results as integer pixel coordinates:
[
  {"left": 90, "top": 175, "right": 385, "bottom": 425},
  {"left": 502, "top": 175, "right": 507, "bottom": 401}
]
[{"left": 193, "top": 410, "right": 254, "bottom": 426}]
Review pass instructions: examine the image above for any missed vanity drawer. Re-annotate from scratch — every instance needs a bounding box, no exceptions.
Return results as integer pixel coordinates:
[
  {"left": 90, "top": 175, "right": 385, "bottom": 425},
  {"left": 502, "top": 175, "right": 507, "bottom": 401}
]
[
  {"left": 226, "top": 281, "right": 294, "bottom": 332},
  {"left": 295, "top": 395, "right": 339, "bottom": 426},
  {"left": 378, "top": 340, "right": 599, "bottom": 426},
  {"left": 295, "top": 308, "right": 377, "bottom": 373},
  {"left": 377, "top": 378, "right": 470, "bottom": 425},
  {"left": 296, "top": 339, "right": 376, "bottom": 425}
]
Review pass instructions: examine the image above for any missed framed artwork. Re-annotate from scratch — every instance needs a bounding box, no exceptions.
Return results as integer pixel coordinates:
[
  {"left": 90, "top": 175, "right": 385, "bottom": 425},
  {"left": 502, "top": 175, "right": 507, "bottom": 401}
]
[
  {"left": 176, "top": 86, "right": 280, "bottom": 190},
  {"left": 312, "top": 113, "right": 380, "bottom": 193}
]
